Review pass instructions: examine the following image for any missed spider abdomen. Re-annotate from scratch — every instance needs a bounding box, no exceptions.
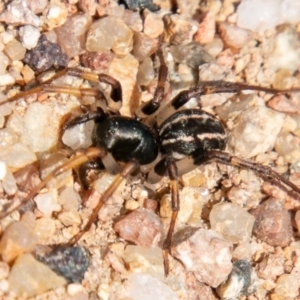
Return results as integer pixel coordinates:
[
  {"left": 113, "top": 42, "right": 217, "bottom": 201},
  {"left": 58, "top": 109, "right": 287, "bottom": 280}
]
[
  {"left": 92, "top": 115, "right": 159, "bottom": 165},
  {"left": 159, "top": 109, "right": 226, "bottom": 160}
]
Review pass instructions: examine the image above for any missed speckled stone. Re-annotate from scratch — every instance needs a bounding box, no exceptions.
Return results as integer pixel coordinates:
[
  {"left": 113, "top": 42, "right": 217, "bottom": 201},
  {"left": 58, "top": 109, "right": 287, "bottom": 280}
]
[
  {"left": 250, "top": 198, "right": 293, "bottom": 247},
  {"left": 171, "top": 227, "right": 232, "bottom": 287},
  {"left": 8, "top": 253, "right": 66, "bottom": 297}
]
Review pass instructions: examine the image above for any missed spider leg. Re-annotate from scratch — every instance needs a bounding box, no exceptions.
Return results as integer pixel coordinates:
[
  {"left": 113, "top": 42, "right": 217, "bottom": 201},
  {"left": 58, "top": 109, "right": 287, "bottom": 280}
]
[
  {"left": 3, "top": 68, "right": 123, "bottom": 112},
  {"left": 194, "top": 149, "right": 300, "bottom": 195},
  {"left": 68, "top": 159, "right": 139, "bottom": 245},
  {"left": 0, "top": 147, "right": 107, "bottom": 220},
  {"left": 162, "top": 157, "right": 180, "bottom": 276},
  {"left": 156, "top": 81, "right": 300, "bottom": 126},
  {"left": 62, "top": 109, "right": 106, "bottom": 131},
  {"left": 135, "top": 48, "right": 168, "bottom": 119}
]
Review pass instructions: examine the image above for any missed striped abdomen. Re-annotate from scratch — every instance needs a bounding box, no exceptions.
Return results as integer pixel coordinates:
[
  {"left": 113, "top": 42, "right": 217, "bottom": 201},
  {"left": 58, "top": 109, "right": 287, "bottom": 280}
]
[{"left": 159, "top": 109, "right": 226, "bottom": 160}]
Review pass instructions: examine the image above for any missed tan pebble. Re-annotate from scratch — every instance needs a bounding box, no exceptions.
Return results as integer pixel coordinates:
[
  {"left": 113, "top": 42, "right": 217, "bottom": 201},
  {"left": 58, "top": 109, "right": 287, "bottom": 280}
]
[
  {"left": 164, "top": 14, "right": 198, "bottom": 45},
  {"left": 0, "top": 262, "right": 9, "bottom": 280},
  {"left": 143, "top": 10, "right": 164, "bottom": 39},
  {"left": 0, "top": 221, "right": 38, "bottom": 263},
  {"left": 194, "top": 11, "right": 216, "bottom": 44},
  {"left": 125, "top": 199, "right": 140, "bottom": 210},
  {"left": 267, "top": 95, "right": 298, "bottom": 113},
  {"left": 219, "top": 22, "right": 252, "bottom": 49},
  {"left": 34, "top": 217, "right": 56, "bottom": 239},
  {"left": 8, "top": 253, "right": 66, "bottom": 297},
  {"left": 159, "top": 194, "right": 172, "bottom": 218},
  {"left": 114, "top": 208, "right": 163, "bottom": 247},
  {"left": 58, "top": 211, "right": 81, "bottom": 227},
  {"left": 21, "top": 65, "right": 35, "bottom": 83},
  {"left": 67, "top": 283, "right": 84, "bottom": 296}
]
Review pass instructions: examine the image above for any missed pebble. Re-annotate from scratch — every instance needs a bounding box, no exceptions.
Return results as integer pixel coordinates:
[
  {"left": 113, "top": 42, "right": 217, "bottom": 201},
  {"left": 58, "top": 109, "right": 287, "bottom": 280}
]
[
  {"left": 123, "top": 0, "right": 160, "bottom": 11},
  {"left": 35, "top": 246, "right": 90, "bottom": 283},
  {"left": 21, "top": 97, "right": 81, "bottom": 152},
  {"left": 232, "top": 242, "right": 252, "bottom": 261},
  {"left": 219, "top": 22, "right": 252, "bottom": 49},
  {"left": 136, "top": 57, "right": 155, "bottom": 86},
  {"left": 267, "top": 94, "right": 299, "bottom": 113},
  {"left": 105, "top": 250, "right": 127, "bottom": 275},
  {"left": 194, "top": 11, "right": 216, "bottom": 44},
  {"left": 13, "top": 164, "right": 40, "bottom": 193},
  {"left": 108, "top": 54, "right": 139, "bottom": 116},
  {"left": 114, "top": 208, "right": 163, "bottom": 247},
  {"left": 171, "top": 227, "right": 232, "bottom": 288},
  {"left": 0, "top": 160, "right": 6, "bottom": 180},
  {"left": 272, "top": 69, "right": 295, "bottom": 90},
  {"left": 275, "top": 132, "right": 300, "bottom": 164},
  {"left": 0, "top": 262, "right": 9, "bottom": 280},
  {"left": 44, "top": 1, "right": 68, "bottom": 30},
  {"left": 34, "top": 191, "right": 61, "bottom": 217},
  {"left": 34, "top": 217, "right": 56, "bottom": 240},
  {"left": 217, "top": 260, "right": 258, "bottom": 299},
  {"left": 0, "top": 129, "right": 17, "bottom": 152},
  {"left": 122, "top": 245, "right": 164, "bottom": 280},
  {"left": 4, "top": 39, "right": 26, "bottom": 61},
  {"left": 24, "top": 34, "right": 69, "bottom": 72},
  {"left": 8, "top": 253, "right": 66, "bottom": 297},
  {"left": 204, "top": 38, "right": 224, "bottom": 58},
  {"left": 143, "top": 10, "right": 164, "bottom": 39},
  {"left": 133, "top": 32, "right": 158, "bottom": 62},
  {"left": 0, "top": 73, "right": 15, "bottom": 86},
  {"left": 0, "top": 92, "right": 15, "bottom": 116},
  {"left": 58, "top": 210, "right": 81, "bottom": 227},
  {"left": 58, "top": 186, "right": 82, "bottom": 211},
  {"left": 62, "top": 120, "right": 94, "bottom": 150},
  {"left": 228, "top": 106, "right": 285, "bottom": 158},
  {"left": 164, "top": 14, "right": 198, "bottom": 45},
  {"left": 28, "top": 0, "right": 48, "bottom": 14},
  {"left": 265, "top": 26, "right": 300, "bottom": 73},
  {"left": 0, "top": 52, "right": 9, "bottom": 75},
  {"left": 257, "top": 252, "right": 285, "bottom": 280},
  {"left": 237, "top": 0, "right": 300, "bottom": 31},
  {"left": 177, "top": 186, "right": 205, "bottom": 226},
  {"left": 55, "top": 13, "right": 92, "bottom": 58},
  {"left": 0, "top": 142, "right": 37, "bottom": 170},
  {"left": 67, "top": 283, "right": 84, "bottom": 296},
  {"left": 80, "top": 51, "right": 114, "bottom": 71},
  {"left": 86, "top": 16, "right": 133, "bottom": 56},
  {"left": 0, "top": 0, "right": 42, "bottom": 27},
  {"left": 250, "top": 198, "right": 293, "bottom": 247},
  {"left": 21, "top": 64, "right": 35, "bottom": 83},
  {"left": 128, "top": 273, "right": 178, "bottom": 300},
  {"left": 123, "top": 10, "right": 143, "bottom": 32},
  {"left": 209, "top": 202, "right": 255, "bottom": 243},
  {"left": 170, "top": 42, "right": 214, "bottom": 69},
  {"left": 18, "top": 25, "right": 40, "bottom": 50},
  {"left": 274, "top": 273, "right": 300, "bottom": 298},
  {"left": 2, "top": 169, "right": 17, "bottom": 196},
  {"left": 0, "top": 220, "right": 38, "bottom": 263}
]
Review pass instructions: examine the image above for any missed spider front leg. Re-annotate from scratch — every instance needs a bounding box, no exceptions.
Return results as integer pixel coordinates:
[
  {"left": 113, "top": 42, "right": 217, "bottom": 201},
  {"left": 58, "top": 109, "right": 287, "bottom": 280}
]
[
  {"left": 4, "top": 68, "right": 123, "bottom": 112},
  {"left": 135, "top": 48, "right": 168, "bottom": 121}
]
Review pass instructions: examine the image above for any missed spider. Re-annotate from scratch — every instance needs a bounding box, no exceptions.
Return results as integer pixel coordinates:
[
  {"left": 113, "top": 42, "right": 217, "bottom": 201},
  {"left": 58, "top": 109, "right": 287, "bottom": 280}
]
[{"left": 1, "top": 48, "right": 300, "bottom": 276}]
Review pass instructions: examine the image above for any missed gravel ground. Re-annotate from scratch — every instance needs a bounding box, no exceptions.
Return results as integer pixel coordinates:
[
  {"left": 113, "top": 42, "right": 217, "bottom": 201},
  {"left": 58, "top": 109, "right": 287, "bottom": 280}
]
[{"left": 1, "top": 0, "right": 300, "bottom": 299}]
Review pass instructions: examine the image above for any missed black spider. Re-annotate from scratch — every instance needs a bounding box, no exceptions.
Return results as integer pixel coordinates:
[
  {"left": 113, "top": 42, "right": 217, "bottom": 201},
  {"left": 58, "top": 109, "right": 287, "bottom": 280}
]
[{"left": 2, "top": 49, "right": 300, "bottom": 276}]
